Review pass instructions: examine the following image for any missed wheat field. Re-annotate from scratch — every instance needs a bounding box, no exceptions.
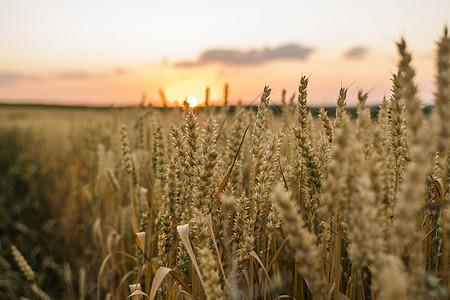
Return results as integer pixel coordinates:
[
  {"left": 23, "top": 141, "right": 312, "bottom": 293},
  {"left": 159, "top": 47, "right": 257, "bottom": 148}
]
[{"left": 0, "top": 31, "right": 449, "bottom": 300}]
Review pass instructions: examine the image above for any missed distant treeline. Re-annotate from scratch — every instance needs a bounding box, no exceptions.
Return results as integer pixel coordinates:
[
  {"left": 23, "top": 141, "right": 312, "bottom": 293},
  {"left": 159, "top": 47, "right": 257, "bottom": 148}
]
[{"left": 0, "top": 102, "right": 434, "bottom": 118}]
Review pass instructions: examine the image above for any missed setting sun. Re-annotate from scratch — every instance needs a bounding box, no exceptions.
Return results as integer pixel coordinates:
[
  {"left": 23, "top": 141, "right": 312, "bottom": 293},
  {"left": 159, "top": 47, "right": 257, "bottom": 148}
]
[{"left": 186, "top": 96, "right": 198, "bottom": 107}]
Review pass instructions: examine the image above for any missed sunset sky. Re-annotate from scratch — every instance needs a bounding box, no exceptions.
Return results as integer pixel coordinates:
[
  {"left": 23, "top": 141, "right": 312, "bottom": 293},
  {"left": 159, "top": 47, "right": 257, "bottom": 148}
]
[{"left": 0, "top": 0, "right": 449, "bottom": 107}]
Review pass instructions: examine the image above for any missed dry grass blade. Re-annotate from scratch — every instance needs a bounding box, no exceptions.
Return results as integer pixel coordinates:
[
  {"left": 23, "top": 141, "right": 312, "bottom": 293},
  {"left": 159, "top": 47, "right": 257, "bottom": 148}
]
[
  {"left": 118, "top": 271, "right": 135, "bottom": 290},
  {"left": 149, "top": 267, "right": 172, "bottom": 300},
  {"left": 423, "top": 224, "right": 439, "bottom": 241},
  {"left": 176, "top": 224, "right": 206, "bottom": 292},
  {"left": 249, "top": 251, "right": 272, "bottom": 284},
  {"left": 135, "top": 232, "right": 146, "bottom": 253},
  {"left": 278, "top": 157, "right": 289, "bottom": 191},
  {"left": 205, "top": 215, "right": 231, "bottom": 289},
  {"left": 127, "top": 289, "right": 150, "bottom": 299},
  {"left": 97, "top": 251, "right": 137, "bottom": 300},
  {"left": 432, "top": 177, "right": 444, "bottom": 201},
  {"left": 267, "top": 237, "right": 289, "bottom": 272},
  {"left": 329, "top": 228, "right": 350, "bottom": 243},
  {"left": 216, "top": 123, "right": 251, "bottom": 201},
  {"left": 240, "top": 269, "right": 252, "bottom": 300},
  {"left": 180, "top": 290, "right": 195, "bottom": 299},
  {"left": 169, "top": 270, "right": 192, "bottom": 294},
  {"left": 300, "top": 265, "right": 312, "bottom": 292},
  {"left": 206, "top": 210, "right": 233, "bottom": 260}
]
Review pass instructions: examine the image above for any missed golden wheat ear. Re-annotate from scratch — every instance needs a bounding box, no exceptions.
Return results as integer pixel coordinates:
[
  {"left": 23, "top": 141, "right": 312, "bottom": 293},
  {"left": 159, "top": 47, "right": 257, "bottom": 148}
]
[{"left": 11, "top": 245, "right": 51, "bottom": 300}]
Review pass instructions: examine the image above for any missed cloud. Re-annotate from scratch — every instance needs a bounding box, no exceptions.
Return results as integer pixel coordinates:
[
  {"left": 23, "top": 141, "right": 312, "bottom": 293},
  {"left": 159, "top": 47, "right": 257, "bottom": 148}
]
[
  {"left": 54, "top": 67, "right": 133, "bottom": 80},
  {"left": 54, "top": 71, "right": 90, "bottom": 80},
  {"left": 175, "top": 43, "right": 314, "bottom": 67},
  {"left": 113, "top": 67, "right": 133, "bottom": 75},
  {"left": 0, "top": 67, "right": 132, "bottom": 86},
  {"left": 343, "top": 46, "right": 369, "bottom": 59},
  {"left": 0, "top": 73, "right": 40, "bottom": 85}
]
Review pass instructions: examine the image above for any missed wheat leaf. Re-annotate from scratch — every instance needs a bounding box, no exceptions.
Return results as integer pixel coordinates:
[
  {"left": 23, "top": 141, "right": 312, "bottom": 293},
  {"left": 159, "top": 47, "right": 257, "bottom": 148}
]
[
  {"left": 177, "top": 224, "right": 206, "bottom": 292},
  {"left": 148, "top": 267, "right": 172, "bottom": 300},
  {"left": 249, "top": 251, "right": 272, "bottom": 284}
]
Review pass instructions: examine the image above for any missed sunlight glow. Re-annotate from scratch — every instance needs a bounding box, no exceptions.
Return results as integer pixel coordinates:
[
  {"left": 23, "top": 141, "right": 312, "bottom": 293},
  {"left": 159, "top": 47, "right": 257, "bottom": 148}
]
[{"left": 186, "top": 96, "right": 198, "bottom": 107}]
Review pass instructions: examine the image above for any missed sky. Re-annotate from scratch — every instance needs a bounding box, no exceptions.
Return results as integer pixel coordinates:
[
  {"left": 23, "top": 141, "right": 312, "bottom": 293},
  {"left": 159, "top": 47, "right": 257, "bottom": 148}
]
[{"left": 0, "top": 0, "right": 449, "bottom": 107}]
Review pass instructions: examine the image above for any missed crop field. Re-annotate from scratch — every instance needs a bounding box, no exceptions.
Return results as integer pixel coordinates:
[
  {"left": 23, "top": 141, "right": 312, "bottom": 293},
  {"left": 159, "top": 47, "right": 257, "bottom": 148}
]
[{"left": 0, "top": 32, "right": 449, "bottom": 300}]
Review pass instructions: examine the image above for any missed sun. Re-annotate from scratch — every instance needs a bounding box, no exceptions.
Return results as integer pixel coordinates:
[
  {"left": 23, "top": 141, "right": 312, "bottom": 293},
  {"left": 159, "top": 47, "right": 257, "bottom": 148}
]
[{"left": 186, "top": 96, "right": 198, "bottom": 107}]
